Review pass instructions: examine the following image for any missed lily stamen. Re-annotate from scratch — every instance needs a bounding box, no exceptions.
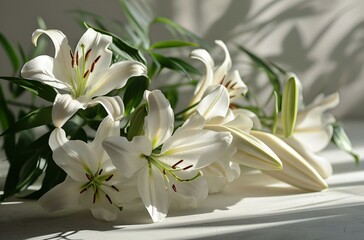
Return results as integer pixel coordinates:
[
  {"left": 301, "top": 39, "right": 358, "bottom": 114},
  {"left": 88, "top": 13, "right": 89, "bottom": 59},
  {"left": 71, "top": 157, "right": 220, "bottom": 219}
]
[
  {"left": 182, "top": 165, "right": 193, "bottom": 171},
  {"left": 105, "top": 174, "right": 114, "bottom": 181},
  {"left": 105, "top": 194, "right": 112, "bottom": 204},
  {"left": 111, "top": 185, "right": 119, "bottom": 192},
  {"left": 85, "top": 48, "right": 92, "bottom": 62},
  {"left": 172, "top": 159, "right": 184, "bottom": 169}
]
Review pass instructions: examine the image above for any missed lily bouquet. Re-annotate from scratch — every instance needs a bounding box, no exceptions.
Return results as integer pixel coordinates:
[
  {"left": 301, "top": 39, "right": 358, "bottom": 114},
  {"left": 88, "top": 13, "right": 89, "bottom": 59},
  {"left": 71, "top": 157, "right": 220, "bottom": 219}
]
[{"left": 0, "top": 1, "right": 359, "bottom": 223}]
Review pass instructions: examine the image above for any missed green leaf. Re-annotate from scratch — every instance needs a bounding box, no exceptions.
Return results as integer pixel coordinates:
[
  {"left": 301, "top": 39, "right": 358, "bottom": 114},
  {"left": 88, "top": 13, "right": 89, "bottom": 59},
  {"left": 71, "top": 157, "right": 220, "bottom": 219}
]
[
  {"left": 150, "top": 40, "right": 198, "bottom": 49},
  {"left": 127, "top": 104, "right": 147, "bottom": 141},
  {"left": 0, "top": 33, "right": 20, "bottom": 74},
  {"left": 0, "top": 76, "right": 56, "bottom": 102},
  {"left": 1, "top": 106, "right": 52, "bottom": 136},
  {"left": 162, "top": 88, "right": 179, "bottom": 109},
  {"left": 238, "top": 45, "right": 282, "bottom": 108},
  {"left": 281, "top": 77, "right": 299, "bottom": 137},
  {"left": 1, "top": 130, "right": 51, "bottom": 200},
  {"left": 150, "top": 52, "right": 199, "bottom": 79},
  {"left": 153, "top": 17, "right": 209, "bottom": 49},
  {"left": 25, "top": 152, "right": 66, "bottom": 199},
  {"left": 332, "top": 122, "right": 360, "bottom": 164},
  {"left": 119, "top": 0, "right": 152, "bottom": 48},
  {"left": 123, "top": 75, "right": 150, "bottom": 115},
  {"left": 85, "top": 22, "right": 146, "bottom": 64}
]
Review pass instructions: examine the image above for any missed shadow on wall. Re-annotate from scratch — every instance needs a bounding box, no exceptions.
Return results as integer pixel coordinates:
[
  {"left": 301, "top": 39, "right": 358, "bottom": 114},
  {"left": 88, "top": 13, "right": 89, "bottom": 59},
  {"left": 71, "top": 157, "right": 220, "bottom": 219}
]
[{"left": 184, "top": 0, "right": 364, "bottom": 119}]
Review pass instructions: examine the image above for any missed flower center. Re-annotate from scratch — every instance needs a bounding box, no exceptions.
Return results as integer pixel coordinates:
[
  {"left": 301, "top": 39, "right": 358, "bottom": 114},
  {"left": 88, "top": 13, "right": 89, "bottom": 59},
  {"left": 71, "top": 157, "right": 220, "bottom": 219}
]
[
  {"left": 69, "top": 43, "right": 101, "bottom": 98},
  {"left": 145, "top": 155, "right": 202, "bottom": 192},
  {"left": 79, "top": 168, "right": 119, "bottom": 205}
]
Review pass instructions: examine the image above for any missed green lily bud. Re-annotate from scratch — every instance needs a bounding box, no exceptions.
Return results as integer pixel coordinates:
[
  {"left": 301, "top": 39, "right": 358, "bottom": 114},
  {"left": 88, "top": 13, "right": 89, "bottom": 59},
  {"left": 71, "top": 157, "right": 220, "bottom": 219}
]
[{"left": 281, "top": 76, "right": 299, "bottom": 137}]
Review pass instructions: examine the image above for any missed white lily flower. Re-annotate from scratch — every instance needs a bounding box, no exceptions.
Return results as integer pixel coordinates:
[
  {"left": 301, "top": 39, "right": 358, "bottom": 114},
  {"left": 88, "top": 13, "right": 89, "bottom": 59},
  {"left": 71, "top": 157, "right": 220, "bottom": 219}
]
[
  {"left": 189, "top": 40, "right": 247, "bottom": 107},
  {"left": 251, "top": 130, "right": 328, "bottom": 192},
  {"left": 103, "top": 90, "right": 232, "bottom": 222},
  {"left": 39, "top": 117, "right": 138, "bottom": 221},
  {"left": 197, "top": 86, "right": 282, "bottom": 171},
  {"left": 21, "top": 28, "right": 146, "bottom": 127}
]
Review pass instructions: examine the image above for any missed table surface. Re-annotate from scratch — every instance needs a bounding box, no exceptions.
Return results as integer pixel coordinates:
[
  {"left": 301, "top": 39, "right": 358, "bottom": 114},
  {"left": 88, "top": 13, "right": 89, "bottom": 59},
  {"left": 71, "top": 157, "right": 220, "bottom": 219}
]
[{"left": 1, "top": 121, "right": 363, "bottom": 240}]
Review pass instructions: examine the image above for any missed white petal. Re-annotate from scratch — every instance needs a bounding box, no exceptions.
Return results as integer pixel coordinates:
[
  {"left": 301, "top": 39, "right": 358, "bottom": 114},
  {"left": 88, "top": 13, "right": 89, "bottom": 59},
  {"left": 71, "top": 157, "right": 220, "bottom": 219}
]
[
  {"left": 91, "top": 208, "right": 118, "bottom": 222},
  {"left": 295, "top": 93, "right": 339, "bottom": 129},
  {"left": 88, "top": 96, "right": 125, "bottom": 122},
  {"left": 48, "top": 127, "right": 68, "bottom": 151},
  {"left": 189, "top": 48, "right": 214, "bottom": 104},
  {"left": 21, "top": 56, "right": 70, "bottom": 90},
  {"left": 52, "top": 94, "right": 86, "bottom": 128},
  {"left": 284, "top": 137, "right": 333, "bottom": 178},
  {"left": 213, "top": 40, "right": 232, "bottom": 84},
  {"left": 90, "top": 116, "right": 120, "bottom": 161},
  {"left": 75, "top": 28, "right": 113, "bottom": 77},
  {"left": 293, "top": 114, "right": 333, "bottom": 152},
  {"left": 197, "top": 85, "right": 229, "bottom": 120},
  {"left": 31, "top": 29, "right": 71, "bottom": 72},
  {"left": 86, "top": 60, "right": 147, "bottom": 98},
  {"left": 50, "top": 129, "right": 99, "bottom": 181},
  {"left": 143, "top": 90, "right": 174, "bottom": 149},
  {"left": 103, "top": 136, "right": 151, "bottom": 178},
  {"left": 160, "top": 128, "right": 233, "bottom": 170},
  {"left": 38, "top": 177, "right": 80, "bottom": 212},
  {"left": 232, "top": 109, "right": 262, "bottom": 129},
  {"left": 169, "top": 171, "right": 208, "bottom": 208},
  {"left": 138, "top": 165, "right": 169, "bottom": 223},
  {"left": 203, "top": 158, "right": 240, "bottom": 194}
]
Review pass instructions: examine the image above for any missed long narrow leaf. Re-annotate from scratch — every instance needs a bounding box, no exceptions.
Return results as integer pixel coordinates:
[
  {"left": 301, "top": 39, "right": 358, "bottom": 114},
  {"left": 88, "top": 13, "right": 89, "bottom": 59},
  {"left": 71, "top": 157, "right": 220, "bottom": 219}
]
[
  {"left": 332, "top": 122, "right": 360, "bottom": 164},
  {"left": 151, "top": 40, "right": 198, "bottom": 49},
  {"left": 238, "top": 45, "right": 282, "bottom": 108},
  {"left": 1, "top": 106, "right": 52, "bottom": 136},
  {"left": 0, "top": 77, "right": 56, "bottom": 102},
  {"left": 0, "top": 33, "right": 20, "bottom": 74}
]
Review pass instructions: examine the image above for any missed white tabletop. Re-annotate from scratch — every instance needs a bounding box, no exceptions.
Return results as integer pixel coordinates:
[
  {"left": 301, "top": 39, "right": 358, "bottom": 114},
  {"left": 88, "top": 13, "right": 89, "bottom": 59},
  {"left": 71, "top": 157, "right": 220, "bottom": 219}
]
[{"left": 1, "top": 121, "right": 363, "bottom": 240}]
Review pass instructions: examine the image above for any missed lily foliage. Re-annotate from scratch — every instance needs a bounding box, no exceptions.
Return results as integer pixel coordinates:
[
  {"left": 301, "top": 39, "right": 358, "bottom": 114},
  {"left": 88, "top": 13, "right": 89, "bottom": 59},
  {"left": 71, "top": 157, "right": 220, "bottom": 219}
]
[{"left": 0, "top": 0, "right": 359, "bottom": 222}]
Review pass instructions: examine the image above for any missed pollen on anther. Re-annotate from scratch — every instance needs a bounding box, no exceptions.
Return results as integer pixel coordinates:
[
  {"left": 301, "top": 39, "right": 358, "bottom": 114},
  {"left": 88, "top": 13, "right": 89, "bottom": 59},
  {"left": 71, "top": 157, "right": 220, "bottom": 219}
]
[
  {"left": 93, "top": 189, "right": 98, "bottom": 204},
  {"left": 106, "top": 174, "right": 114, "bottom": 181},
  {"left": 86, "top": 173, "right": 92, "bottom": 181},
  {"left": 183, "top": 165, "right": 193, "bottom": 171},
  {"left": 98, "top": 169, "right": 103, "bottom": 175},
  {"left": 85, "top": 49, "right": 92, "bottom": 61},
  {"left": 70, "top": 50, "right": 75, "bottom": 67},
  {"left": 83, "top": 70, "right": 90, "bottom": 78},
  {"left": 230, "top": 82, "right": 237, "bottom": 89},
  {"left": 111, "top": 185, "right": 119, "bottom": 192},
  {"left": 90, "top": 62, "right": 96, "bottom": 72},
  {"left": 76, "top": 51, "right": 79, "bottom": 66},
  {"left": 94, "top": 55, "right": 101, "bottom": 63},
  {"left": 172, "top": 184, "right": 177, "bottom": 192},
  {"left": 172, "top": 159, "right": 184, "bottom": 169},
  {"left": 80, "top": 188, "right": 87, "bottom": 194},
  {"left": 105, "top": 194, "right": 113, "bottom": 204}
]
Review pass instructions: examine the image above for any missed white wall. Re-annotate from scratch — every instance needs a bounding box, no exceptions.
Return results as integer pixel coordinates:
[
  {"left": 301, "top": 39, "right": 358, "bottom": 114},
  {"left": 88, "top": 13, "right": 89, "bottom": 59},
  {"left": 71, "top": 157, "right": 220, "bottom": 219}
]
[{"left": 1, "top": 0, "right": 363, "bottom": 119}]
